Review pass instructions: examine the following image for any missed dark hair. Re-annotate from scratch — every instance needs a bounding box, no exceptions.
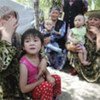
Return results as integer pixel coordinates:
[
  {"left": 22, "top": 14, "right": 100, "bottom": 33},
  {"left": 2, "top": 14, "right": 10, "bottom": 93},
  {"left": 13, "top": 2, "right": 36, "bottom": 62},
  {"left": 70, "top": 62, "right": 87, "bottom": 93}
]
[
  {"left": 21, "top": 28, "right": 44, "bottom": 47},
  {"left": 50, "top": 6, "right": 61, "bottom": 13}
]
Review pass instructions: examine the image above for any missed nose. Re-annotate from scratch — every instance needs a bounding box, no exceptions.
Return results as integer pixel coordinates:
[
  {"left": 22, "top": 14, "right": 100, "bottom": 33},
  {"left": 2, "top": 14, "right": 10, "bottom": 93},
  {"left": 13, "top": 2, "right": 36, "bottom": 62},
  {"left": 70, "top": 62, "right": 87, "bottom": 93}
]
[{"left": 28, "top": 40, "right": 34, "bottom": 45}]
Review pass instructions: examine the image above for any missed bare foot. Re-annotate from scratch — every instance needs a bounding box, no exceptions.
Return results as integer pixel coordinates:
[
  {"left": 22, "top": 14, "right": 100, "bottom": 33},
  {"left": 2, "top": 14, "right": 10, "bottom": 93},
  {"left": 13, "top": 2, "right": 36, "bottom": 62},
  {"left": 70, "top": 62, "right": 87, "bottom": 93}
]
[{"left": 81, "top": 61, "right": 91, "bottom": 66}]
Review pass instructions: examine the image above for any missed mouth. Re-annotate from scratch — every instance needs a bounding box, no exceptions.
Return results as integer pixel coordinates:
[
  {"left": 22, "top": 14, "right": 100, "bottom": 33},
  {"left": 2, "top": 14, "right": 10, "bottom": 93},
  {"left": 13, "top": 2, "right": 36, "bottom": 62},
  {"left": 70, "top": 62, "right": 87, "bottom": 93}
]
[{"left": 30, "top": 47, "right": 35, "bottom": 50}]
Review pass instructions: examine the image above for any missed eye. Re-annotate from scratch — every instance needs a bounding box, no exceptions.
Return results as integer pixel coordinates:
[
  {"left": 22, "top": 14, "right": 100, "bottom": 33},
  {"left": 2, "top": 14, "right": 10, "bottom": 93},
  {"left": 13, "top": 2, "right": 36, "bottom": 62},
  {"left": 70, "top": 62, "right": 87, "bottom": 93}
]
[
  {"left": 34, "top": 39, "right": 38, "bottom": 42},
  {"left": 25, "top": 39, "right": 30, "bottom": 43}
]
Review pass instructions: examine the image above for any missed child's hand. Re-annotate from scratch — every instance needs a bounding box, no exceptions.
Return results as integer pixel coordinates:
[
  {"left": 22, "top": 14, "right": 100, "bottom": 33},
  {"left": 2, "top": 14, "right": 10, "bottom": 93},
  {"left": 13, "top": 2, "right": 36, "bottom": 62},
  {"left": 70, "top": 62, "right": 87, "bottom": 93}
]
[
  {"left": 37, "top": 69, "right": 43, "bottom": 79},
  {"left": 38, "top": 77, "right": 45, "bottom": 84},
  {"left": 46, "top": 75, "right": 55, "bottom": 86}
]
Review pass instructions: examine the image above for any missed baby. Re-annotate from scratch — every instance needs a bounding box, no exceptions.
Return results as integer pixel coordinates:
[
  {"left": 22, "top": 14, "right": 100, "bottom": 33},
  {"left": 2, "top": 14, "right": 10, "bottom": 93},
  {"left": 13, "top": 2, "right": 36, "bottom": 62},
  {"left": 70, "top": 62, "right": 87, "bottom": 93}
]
[
  {"left": 41, "top": 18, "right": 62, "bottom": 53},
  {"left": 68, "top": 14, "right": 90, "bottom": 66}
]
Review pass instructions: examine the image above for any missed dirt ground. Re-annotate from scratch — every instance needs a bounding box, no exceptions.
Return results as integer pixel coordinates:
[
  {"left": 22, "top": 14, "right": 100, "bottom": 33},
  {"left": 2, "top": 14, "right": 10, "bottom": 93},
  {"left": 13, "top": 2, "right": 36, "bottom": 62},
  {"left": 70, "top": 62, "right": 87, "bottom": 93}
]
[{"left": 48, "top": 67, "right": 100, "bottom": 100}]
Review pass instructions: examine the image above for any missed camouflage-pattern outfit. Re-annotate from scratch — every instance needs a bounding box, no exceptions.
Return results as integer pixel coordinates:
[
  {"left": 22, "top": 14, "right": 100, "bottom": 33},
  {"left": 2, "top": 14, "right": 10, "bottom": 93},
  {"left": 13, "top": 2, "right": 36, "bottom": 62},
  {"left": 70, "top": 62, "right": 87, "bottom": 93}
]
[
  {"left": 67, "top": 36, "right": 100, "bottom": 82},
  {"left": 0, "top": 40, "right": 22, "bottom": 99}
]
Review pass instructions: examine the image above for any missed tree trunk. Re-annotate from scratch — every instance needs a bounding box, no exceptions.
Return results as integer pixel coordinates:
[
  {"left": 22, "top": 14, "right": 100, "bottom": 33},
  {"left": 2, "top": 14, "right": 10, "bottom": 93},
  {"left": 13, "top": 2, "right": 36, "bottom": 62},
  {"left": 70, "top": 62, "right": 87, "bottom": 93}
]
[{"left": 33, "top": 0, "right": 39, "bottom": 29}]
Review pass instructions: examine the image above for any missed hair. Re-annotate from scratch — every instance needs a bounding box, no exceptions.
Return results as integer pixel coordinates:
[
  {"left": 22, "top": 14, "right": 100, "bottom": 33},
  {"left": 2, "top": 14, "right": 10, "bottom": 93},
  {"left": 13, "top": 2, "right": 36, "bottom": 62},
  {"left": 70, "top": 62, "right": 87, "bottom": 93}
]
[
  {"left": 21, "top": 28, "right": 44, "bottom": 47},
  {"left": 0, "top": 6, "right": 18, "bottom": 20},
  {"left": 20, "top": 28, "right": 44, "bottom": 58},
  {"left": 88, "top": 12, "right": 100, "bottom": 19},
  {"left": 50, "top": 6, "right": 61, "bottom": 13},
  {"left": 44, "top": 18, "right": 52, "bottom": 24}
]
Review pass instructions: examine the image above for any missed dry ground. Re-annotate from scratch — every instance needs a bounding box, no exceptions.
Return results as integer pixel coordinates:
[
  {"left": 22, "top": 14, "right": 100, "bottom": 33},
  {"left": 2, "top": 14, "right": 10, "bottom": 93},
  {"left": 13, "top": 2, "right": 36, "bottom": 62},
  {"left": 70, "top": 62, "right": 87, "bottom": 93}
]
[{"left": 48, "top": 67, "right": 100, "bottom": 100}]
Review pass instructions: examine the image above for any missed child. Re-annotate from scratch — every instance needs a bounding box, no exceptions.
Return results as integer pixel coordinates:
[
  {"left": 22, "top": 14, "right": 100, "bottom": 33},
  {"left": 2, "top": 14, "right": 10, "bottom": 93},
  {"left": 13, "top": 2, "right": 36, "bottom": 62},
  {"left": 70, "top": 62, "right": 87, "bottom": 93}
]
[
  {"left": 19, "top": 28, "right": 61, "bottom": 100},
  {"left": 68, "top": 14, "right": 90, "bottom": 66},
  {"left": 41, "top": 18, "right": 62, "bottom": 53}
]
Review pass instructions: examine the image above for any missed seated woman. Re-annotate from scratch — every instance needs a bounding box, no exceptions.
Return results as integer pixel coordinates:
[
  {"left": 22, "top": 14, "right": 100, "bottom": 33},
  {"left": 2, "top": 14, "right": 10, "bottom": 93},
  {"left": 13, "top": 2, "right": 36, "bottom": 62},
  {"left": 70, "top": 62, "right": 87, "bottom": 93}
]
[
  {"left": 0, "top": 6, "right": 23, "bottom": 99},
  {"left": 66, "top": 11, "right": 100, "bottom": 82},
  {"left": 40, "top": 6, "right": 67, "bottom": 70}
]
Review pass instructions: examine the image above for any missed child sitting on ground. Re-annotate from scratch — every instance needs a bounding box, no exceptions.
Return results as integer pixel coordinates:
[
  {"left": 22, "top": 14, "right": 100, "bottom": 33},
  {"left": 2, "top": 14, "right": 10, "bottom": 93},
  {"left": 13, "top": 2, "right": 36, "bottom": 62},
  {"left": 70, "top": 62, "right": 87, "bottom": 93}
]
[{"left": 19, "top": 28, "right": 61, "bottom": 99}]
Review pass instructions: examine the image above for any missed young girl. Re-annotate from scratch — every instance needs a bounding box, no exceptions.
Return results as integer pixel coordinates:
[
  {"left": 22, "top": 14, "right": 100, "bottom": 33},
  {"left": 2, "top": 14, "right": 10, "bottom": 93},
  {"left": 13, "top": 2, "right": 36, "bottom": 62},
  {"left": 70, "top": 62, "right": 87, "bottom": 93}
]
[
  {"left": 68, "top": 14, "right": 90, "bottom": 66},
  {"left": 19, "top": 28, "right": 61, "bottom": 100}
]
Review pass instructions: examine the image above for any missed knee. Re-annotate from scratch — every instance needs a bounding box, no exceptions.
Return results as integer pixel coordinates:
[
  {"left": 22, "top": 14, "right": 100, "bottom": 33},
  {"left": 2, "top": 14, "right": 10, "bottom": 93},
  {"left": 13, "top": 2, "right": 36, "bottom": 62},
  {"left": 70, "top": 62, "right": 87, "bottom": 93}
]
[
  {"left": 52, "top": 75, "right": 61, "bottom": 83},
  {"left": 43, "top": 82, "right": 53, "bottom": 89}
]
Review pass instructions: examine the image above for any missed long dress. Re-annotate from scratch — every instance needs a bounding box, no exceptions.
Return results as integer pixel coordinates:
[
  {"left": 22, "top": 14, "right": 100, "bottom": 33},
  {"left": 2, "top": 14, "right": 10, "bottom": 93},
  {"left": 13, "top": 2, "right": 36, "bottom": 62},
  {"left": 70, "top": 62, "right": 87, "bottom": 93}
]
[{"left": 67, "top": 36, "right": 100, "bottom": 82}]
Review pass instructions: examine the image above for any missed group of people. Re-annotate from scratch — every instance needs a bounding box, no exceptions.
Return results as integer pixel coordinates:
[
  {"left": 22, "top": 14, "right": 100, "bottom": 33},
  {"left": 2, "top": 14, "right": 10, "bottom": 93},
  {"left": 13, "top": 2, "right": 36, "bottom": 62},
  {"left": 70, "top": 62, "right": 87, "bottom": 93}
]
[{"left": 0, "top": 0, "right": 100, "bottom": 99}]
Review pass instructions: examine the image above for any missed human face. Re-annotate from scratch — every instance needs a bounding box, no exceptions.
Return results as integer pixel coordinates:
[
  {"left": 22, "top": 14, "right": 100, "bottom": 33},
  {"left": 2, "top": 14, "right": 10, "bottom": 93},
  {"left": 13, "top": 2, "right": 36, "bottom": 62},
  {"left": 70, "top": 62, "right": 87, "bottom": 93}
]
[
  {"left": 23, "top": 35, "right": 42, "bottom": 55},
  {"left": 88, "top": 17, "right": 100, "bottom": 28},
  {"left": 74, "top": 15, "right": 85, "bottom": 28},
  {"left": 44, "top": 21, "right": 53, "bottom": 31},
  {"left": 50, "top": 10, "right": 60, "bottom": 21}
]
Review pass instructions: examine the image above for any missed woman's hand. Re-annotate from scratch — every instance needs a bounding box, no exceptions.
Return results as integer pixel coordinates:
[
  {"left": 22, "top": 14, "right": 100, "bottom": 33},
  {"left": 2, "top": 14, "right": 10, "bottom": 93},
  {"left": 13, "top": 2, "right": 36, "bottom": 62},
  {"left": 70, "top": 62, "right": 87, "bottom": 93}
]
[
  {"left": 1, "top": 16, "right": 18, "bottom": 43},
  {"left": 3, "top": 16, "right": 18, "bottom": 32},
  {"left": 66, "top": 43, "right": 82, "bottom": 53},
  {"left": 89, "top": 26, "right": 100, "bottom": 35},
  {"left": 66, "top": 43, "right": 77, "bottom": 52}
]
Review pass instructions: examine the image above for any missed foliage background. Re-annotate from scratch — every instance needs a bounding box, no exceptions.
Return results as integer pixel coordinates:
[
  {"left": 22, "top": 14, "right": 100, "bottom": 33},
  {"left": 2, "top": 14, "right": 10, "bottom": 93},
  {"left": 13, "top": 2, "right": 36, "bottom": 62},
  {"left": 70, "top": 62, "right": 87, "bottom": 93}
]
[{"left": 16, "top": 0, "right": 100, "bottom": 17}]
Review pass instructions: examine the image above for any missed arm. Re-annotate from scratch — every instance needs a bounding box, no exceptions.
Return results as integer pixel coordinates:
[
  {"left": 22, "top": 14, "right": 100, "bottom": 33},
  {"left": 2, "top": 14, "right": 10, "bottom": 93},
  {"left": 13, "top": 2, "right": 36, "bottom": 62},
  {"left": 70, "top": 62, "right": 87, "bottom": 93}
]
[
  {"left": 0, "top": 41, "right": 16, "bottom": 72},
  {"left": 45, "top": 69, "right": 55, "bottom": 85},
  {"left": 37, "top": 58, "right": 47, "bottom": 78},
  {"left": 19, "top": 63, "right": 44, "bottom": 93},
  {"left": 59, "top": 22, "right": 66, "bottom": 37},
  {"left": 0, "top": 16, "right": 19, "bottom": 72}
]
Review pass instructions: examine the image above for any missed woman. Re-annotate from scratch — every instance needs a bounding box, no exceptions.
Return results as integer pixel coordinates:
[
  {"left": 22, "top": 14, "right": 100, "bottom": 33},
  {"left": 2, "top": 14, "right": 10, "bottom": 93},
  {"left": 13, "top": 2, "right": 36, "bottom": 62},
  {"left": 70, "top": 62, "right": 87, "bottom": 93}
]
[
  {"left": 0, "top": 6, "right": 21, "bottom": 99},
  {"left": 66, "top": 11, "right": 100, "bottom": 82},
  {"left": 62, "top": 0, "right": 88, "bottom": 29},
  {"left": 49, "top": 6, "right": 67, "bottom": 70},
  {"left": 40, "top": 6, "right": 67, "bottom": 70}
]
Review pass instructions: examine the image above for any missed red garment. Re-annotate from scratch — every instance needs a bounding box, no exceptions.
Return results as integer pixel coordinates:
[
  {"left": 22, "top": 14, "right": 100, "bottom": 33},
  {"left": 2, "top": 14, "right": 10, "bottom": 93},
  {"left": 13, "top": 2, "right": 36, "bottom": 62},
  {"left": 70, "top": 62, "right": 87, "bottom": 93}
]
[{"left": 32, "top": 75, "right": 61, "bottom": 100}]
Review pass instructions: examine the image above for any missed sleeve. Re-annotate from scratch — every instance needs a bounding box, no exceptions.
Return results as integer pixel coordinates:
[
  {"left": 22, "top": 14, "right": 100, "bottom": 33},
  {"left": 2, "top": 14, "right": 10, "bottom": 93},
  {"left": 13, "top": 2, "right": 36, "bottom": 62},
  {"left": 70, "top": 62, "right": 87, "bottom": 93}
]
[
  {"left": 0, "top": 41, "right": 16, "bottom": 72},
  {"left": 59, "top": 22, "right": 66, "bottom": 37}
]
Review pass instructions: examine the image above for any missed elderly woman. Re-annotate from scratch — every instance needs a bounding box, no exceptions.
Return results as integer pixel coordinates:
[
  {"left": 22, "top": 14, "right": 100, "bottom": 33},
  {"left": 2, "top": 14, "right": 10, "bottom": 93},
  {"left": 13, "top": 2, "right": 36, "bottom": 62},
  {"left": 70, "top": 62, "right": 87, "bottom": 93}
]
[{"left": 66, "top": 11, "right": 100, "bottom": 82}]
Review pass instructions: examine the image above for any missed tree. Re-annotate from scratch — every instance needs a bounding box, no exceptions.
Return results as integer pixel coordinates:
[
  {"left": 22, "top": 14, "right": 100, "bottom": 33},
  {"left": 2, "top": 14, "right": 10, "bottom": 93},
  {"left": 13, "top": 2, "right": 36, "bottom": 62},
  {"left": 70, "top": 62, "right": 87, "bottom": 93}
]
[{"left": 32, "top": 0, "right": 39, "bottom": 29}]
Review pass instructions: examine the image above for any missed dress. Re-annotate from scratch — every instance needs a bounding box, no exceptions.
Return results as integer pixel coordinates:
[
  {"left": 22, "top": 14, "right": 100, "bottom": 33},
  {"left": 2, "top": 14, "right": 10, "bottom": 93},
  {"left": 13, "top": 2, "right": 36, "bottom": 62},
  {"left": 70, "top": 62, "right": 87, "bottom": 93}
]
[
  {"left": 67, "top": 36, "right": 100, "bottom": 82},
  {"left": 0, "top": 40, "right": 22, "bottom": 99},
  {"left": 70, "top": 26, "right": 86, "bottom": 44},
  {"left": 20, "top": 56, "right": 61, "bottom": 100}
]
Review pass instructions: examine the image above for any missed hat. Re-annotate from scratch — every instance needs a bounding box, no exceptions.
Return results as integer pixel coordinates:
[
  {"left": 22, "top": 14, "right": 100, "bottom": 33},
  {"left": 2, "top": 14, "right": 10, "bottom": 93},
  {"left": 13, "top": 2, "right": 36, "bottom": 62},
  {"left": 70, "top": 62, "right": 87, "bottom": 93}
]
[
  {"left": 85, "top": 10, "right": 100, "bottom": 19},
  {"left": 0, "top": 6, "right": 17, "bottom": 18}
]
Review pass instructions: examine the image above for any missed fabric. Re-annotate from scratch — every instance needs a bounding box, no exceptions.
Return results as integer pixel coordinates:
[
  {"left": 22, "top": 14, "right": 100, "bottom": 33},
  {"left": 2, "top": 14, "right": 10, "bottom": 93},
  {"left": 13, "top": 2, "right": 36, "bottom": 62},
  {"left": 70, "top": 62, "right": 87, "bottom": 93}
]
[
  {"left": 63, "top": 0, "right": 87, "bottom": 28},
  {"left": 0, "top": 40, "right": 22, "bottom": 99},
  {"left": 20, "top": 56, "right": 39, "bottom": 84},
  {"left": 48, "top": 50, "right": 66, "bottom": 70},
  {"left": 32, "top": 75, "right": 61, "bottom": 100},
  {"left": 67, "top": 36, "right": 100, "bottom": 82},
  {"left": 0, "top": 5, "right": 17, "bottom": 18},
  {"left": 71, "top": 26, "right": 86, "bottom": 44}
]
